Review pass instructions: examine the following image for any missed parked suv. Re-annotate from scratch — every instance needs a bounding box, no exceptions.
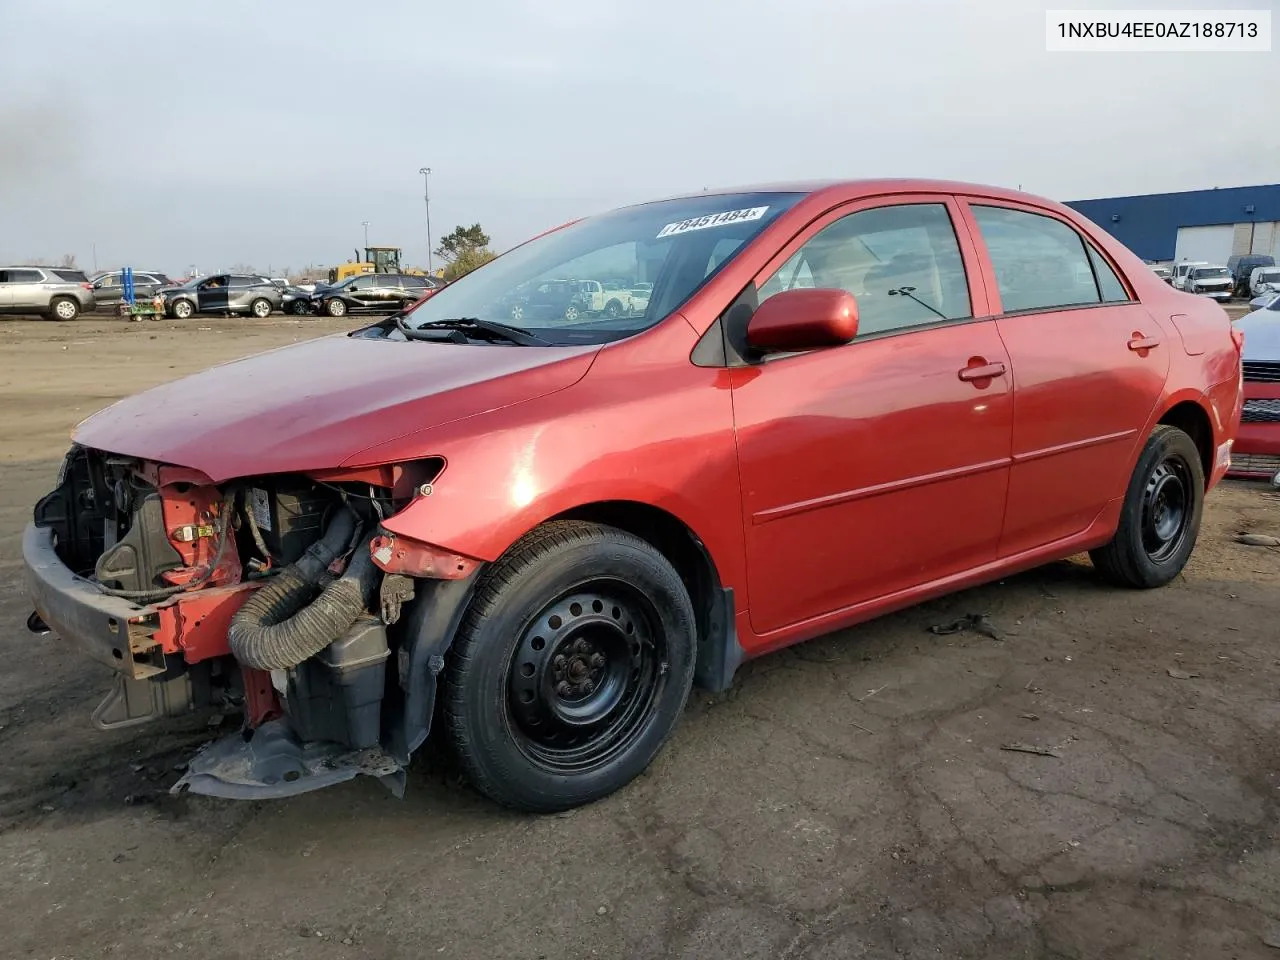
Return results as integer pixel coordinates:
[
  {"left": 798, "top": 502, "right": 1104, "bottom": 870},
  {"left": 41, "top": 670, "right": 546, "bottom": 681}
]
[
  {"left": 1227, "top": 253, "right": 1275, "bottom": 298},
  {"left": 23, "top": 180, "right": 1242, "bottom": 812},
  {"left": 0, "top": 266, "right": 96, "bottom": 320},
  {"left": 314, "top": 273, "right": 440, "bottom": 317},
  {"left": 160, "top": 274, "right": 284, "bottom": 319},
  {"left": 89, "top": 270, "right": 175, "bottom": 310}
]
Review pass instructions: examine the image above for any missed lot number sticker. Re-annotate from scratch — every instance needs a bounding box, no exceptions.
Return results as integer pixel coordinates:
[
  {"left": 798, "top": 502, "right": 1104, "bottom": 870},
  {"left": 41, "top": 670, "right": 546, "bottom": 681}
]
[{"left": 656, "top": 206, "right": 769, "bottom": 239}]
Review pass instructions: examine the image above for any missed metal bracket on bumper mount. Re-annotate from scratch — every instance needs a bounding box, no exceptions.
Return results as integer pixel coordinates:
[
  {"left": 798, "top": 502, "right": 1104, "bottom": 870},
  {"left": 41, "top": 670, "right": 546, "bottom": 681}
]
[{"left": 172, "top": 718, "right": 406, "bottom": 800}]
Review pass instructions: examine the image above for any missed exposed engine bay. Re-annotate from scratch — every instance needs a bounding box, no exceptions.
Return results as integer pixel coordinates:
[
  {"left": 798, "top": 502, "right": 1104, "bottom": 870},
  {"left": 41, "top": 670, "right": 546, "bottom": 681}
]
[{"left": 27, "top": 444, "right": 469, "bottom": 799}]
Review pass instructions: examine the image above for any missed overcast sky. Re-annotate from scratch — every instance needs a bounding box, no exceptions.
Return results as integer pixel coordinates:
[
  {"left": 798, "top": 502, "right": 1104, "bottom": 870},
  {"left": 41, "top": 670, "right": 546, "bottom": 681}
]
[{"left": 1, "top": 0, "right": 1276, "bottom": 275}]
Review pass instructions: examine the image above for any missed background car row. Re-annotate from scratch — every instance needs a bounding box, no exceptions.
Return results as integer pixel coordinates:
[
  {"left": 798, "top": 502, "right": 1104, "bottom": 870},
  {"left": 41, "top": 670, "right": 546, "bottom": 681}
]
[{"left": 1152, "top": 254, "right": 1278, "bottom": 300}]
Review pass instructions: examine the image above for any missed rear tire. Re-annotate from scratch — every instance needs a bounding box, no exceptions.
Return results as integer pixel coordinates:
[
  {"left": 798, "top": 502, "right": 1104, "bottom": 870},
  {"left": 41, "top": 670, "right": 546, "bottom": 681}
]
[
  {"left": 49, "top": 297, "right": 80, "bottom": 321},
  {"left": 443, "top": 520, "right": 696, "bottom": 812},
  {"left": 1089, "top": 425, "right": 1204, "bottom": 589}
]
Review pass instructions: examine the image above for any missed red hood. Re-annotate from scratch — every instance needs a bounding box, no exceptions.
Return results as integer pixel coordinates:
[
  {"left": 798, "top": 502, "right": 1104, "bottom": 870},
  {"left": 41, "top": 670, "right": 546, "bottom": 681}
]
[{"left": 74, "top": 334, "right": 598, "bottom": 481}]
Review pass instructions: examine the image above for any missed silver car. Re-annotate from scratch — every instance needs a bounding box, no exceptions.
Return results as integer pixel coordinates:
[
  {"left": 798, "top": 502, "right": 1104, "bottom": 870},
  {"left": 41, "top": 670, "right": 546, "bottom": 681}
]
[
  {"left": 0, "top": 266, "right": 97, "bottom": 320},
  {"left": 159, "top": 274, "right": 284, "bottom": 319}
]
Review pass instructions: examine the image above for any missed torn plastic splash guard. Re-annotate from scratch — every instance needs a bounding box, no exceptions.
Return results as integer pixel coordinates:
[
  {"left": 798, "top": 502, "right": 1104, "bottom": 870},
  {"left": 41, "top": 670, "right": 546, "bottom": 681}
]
[{"left": 171, "top": 718, "right": 405, "bottom": 799}]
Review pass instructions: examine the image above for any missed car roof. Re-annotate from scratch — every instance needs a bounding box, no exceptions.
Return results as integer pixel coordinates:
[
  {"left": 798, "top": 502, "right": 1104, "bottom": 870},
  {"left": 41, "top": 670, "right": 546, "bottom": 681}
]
[{"left": 634, "top": 178, "right": 1071, "bottom": 209}]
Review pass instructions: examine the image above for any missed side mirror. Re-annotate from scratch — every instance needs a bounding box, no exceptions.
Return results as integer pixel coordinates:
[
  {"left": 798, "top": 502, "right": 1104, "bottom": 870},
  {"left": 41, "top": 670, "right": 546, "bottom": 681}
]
[{"left": 746, "top": 288, "right": 859, "bottom": 353}]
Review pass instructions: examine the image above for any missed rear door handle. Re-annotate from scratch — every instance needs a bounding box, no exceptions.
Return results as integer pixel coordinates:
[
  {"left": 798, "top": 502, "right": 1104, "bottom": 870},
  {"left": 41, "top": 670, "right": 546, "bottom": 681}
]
[
  {"left": 958, "top": 361, "right": 1006, "bottom": 382},
  {"left": 1128, "top": 335, "right": 1161, "bottom": 351}
]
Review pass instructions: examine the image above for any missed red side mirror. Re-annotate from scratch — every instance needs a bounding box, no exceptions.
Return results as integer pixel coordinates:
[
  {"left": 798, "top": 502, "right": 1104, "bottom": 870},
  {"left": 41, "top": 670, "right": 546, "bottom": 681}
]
[{"left": 746, "top": 288, "right": 859, "bottom": 353}]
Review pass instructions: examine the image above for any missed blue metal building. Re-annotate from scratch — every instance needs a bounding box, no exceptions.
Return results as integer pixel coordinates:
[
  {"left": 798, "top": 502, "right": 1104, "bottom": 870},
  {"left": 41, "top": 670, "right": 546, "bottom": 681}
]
[{"left": 1064, "top": 183, "right": 1280, "bottom": 264}]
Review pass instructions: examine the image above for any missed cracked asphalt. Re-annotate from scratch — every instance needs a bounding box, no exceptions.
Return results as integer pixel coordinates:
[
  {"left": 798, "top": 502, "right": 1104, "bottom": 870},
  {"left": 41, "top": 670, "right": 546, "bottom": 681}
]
[{"left": 1, "top": 315, "right": 1277, "bottom": 959}]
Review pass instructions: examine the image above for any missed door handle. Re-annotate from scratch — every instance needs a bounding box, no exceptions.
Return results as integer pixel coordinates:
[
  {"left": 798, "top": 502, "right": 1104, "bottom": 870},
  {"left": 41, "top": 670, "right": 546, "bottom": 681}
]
[
  {"left": 1128, "top": 334, "right": 1160, "bottom": 352},
  {"left": 958, "top": 361, "right": 1006, "bottom": 382}
]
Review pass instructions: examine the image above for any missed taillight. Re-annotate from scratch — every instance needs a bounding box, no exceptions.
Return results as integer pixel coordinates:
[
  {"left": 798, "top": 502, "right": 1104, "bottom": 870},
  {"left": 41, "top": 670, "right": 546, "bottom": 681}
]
[{"left": 82, "top": 283, "right": 93, "bottom": 290}]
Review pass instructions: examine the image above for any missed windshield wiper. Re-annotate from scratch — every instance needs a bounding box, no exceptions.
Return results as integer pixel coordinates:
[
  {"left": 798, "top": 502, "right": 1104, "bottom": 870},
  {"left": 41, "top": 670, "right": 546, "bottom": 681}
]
[{"left": 398, "top": 316, "right": 550, "bottom": 346}]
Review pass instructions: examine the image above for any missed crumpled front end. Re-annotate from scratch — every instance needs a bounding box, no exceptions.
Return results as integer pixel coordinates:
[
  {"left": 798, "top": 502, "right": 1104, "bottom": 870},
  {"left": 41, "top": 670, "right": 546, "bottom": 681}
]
[{"left": 23, "top": 444, "right": 471, "bottom": 799}]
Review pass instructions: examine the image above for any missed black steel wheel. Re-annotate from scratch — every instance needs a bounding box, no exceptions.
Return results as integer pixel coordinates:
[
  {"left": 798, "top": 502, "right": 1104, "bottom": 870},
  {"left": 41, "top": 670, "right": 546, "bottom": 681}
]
[
  {"left": 1140, "top": 457, "right": 1193, "bottom": 563},
  {"left": 1091, "top": 425, "right": 1205, "bottom": 588},
  {"left": 505, "top": 587, "right": 666, "bottom": 775},
  {"left": 444, "top": 521, "right": 696, "bottom": 811}
]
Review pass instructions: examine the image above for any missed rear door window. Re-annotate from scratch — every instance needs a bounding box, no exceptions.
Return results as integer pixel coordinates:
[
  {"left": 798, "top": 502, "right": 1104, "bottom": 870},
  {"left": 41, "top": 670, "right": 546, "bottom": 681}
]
[
  {"left": 971, "top": 205, "right": 1101, "bottom": 312},
  {"left": 52, "top": 269, "right": 88, "bottom": 282}
]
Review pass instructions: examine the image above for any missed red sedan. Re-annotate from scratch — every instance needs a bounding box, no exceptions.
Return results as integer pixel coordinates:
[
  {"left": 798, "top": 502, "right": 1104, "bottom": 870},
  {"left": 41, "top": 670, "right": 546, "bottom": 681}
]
[{"left": 23, "top": 179, "right": 1243, "bottom": 811}]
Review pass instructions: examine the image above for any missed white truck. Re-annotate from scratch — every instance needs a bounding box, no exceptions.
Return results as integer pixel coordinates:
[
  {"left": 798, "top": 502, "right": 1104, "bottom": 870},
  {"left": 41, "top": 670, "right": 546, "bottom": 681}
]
[{"left": 574, "top": 280, "right": 637, "bottom": 318}]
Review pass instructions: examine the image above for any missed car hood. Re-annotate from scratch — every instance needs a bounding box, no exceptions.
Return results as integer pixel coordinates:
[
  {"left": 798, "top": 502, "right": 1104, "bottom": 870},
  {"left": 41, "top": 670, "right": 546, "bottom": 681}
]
[
  {"left": 1239, "top": 309, "right": 1280, "bottom": 362},
  {"left": 74, "top": 333, "right": 599, "bottom": 481}
]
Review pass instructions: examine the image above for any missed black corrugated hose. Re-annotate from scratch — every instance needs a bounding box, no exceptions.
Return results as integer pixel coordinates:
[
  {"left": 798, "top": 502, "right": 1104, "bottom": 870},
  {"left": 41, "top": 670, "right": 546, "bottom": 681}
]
[{"left": 227, "top": 507, "right": 382, "bottom": 671}]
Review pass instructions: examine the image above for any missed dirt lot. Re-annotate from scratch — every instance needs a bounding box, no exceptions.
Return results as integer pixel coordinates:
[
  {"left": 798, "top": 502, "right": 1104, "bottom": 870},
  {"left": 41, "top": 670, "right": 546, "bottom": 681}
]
[{"left": 0, "top": 314, "right": 1277, "bottom": 960}]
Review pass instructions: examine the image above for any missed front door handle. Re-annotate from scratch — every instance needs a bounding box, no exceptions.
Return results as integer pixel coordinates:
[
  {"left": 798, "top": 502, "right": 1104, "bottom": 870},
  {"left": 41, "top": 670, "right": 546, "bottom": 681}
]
[
  {"left": 1128, "top": 334, "right": 1161, "bottom": 352},
  {"left": 958, "top": 360, "right": 1007, "bottom": 382}
]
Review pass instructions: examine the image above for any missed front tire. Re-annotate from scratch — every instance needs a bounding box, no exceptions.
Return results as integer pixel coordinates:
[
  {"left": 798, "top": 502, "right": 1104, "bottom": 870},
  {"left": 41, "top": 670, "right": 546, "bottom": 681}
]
[
  {"left": 249, "top": 297, "right": 272, "bottom": 318},
  {"left": 171, "top": 299, "right": 194, "bottom": 319},
  {"left": 444, "top": 520, "right": 696, "bottom": 812},
  {"left": 1090, "top": 425, "right": 1204, "bottom": 588},
  {"left": 49, "top": 297, "right": 80, "bottom": 321},
  {"left": 325, "top": 298, "right": 347, "bottom": 317}
]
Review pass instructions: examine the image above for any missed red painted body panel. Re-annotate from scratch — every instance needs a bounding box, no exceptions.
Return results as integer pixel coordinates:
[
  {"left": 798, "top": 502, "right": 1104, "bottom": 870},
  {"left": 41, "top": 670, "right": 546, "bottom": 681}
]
[
  {"left": 1233, "top": 380, "right": 1280, "bottom": 475},
  {"left": 75, "top": 334, "right": 597, "bottom": 482},
  {"left": 729, "top": 319, "right": 1014, "bottom": 634},
  {"left": 151, "top": 583, "right": 253, "bottom": 662},
  {"left": 64, "top": 179, "right": 1241, "bottom": 664}
]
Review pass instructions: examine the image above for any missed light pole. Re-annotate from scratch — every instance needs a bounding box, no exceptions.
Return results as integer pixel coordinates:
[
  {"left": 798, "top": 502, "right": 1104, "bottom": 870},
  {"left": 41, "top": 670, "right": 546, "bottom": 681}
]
[
  {"left": 361, "top": 220, "right": 369, "bottom": 251},
  {"left": 418, "top": 166, "right": 433, "bottom": 274}
]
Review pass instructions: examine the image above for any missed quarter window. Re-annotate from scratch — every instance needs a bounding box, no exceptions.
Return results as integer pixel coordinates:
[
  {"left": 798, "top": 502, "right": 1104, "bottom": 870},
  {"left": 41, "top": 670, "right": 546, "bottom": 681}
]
[
  {"left": 972, "top": 205, "right": 1101, "bottom": 312},
  {"left": 757, "top": 203, "right": 971, "bottom": 337},
  {"left": 1086, "top": 245, "right": 1129, "bottom": 303}
]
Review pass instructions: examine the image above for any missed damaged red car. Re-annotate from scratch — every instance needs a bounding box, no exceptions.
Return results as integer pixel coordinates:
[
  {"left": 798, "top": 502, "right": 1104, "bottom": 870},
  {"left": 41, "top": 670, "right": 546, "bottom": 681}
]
[{"left": 23, "top": 180, "right": 1243, "bottom": 811}]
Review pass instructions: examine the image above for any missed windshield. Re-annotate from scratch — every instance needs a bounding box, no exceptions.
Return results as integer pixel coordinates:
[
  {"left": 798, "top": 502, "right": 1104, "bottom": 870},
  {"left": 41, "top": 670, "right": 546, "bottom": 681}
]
[
  {"left": 400, "top": 192, "right": 804, "bottom": 345},
  {"left": 1258, "top": 270, "right": 1280, "bottom": 283},
  {"left": 1193, "top": 267, "right": 1229, "bottom": 279}
]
